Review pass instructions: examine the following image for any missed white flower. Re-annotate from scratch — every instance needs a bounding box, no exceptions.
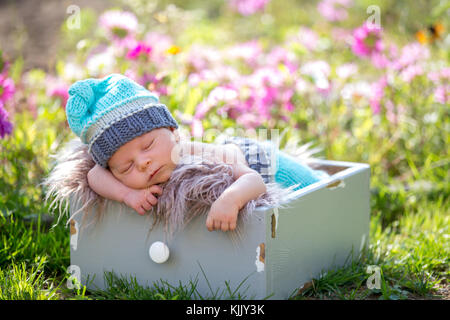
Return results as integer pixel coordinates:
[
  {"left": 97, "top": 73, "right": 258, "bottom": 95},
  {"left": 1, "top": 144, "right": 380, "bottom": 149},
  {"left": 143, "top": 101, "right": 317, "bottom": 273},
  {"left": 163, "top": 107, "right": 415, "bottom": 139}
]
[{"left": 86, "top": 48, "right": 116, "bottom": 77}]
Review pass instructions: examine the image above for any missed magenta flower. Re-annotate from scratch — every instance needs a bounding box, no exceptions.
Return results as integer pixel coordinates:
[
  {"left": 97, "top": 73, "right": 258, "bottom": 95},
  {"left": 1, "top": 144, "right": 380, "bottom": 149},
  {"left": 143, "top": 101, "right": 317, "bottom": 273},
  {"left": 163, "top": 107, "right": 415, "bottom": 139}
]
[
  {"left": 228, "top": 0, "right": 270, "bottom": 16},
  {"left": 99, "top": 10, "right": 138, "bottom": 46},
  {"left": 126, "top": 41, "right": 152, "bottom": 60},
  {"left": 0, "top": 74, "right": 15, "bottom": 104},
  {"left": 0, "top": 103, "right": 13, "bottom": 139},
  {"left": 352, "top": 22, "right": 384, "bottom": 58},
  {"left": 281, "top": 89, "right": 294, "bottom": 112},
  {"left": 317, "top": 0, "right": 353, "bottom": 22}
]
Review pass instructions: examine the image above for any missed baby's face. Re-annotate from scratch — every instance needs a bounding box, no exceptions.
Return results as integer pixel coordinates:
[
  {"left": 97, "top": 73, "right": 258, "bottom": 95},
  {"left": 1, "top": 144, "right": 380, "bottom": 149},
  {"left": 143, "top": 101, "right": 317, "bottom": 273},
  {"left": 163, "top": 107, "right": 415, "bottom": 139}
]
[{"left": 107, "top": 127, "right": 179, "bottom": 189}]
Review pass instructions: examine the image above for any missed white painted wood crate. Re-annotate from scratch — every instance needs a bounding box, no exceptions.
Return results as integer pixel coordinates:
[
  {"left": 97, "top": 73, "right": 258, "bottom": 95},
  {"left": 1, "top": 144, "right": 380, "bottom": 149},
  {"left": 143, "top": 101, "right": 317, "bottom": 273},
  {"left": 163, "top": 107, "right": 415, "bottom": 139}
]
[{"left": 69, "top": 159, "right": 370, "bottom": 299}]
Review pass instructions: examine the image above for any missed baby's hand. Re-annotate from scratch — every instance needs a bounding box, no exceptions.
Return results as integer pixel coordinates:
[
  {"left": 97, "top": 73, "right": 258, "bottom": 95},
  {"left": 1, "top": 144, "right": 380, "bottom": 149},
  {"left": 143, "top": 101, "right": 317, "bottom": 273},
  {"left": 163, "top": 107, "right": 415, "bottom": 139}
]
[
  {"left": 122, "top": 185, "right": 163, "bottom": 216},
  {"left": 206, "top": 196, "right": 240, "bottom": 232}
]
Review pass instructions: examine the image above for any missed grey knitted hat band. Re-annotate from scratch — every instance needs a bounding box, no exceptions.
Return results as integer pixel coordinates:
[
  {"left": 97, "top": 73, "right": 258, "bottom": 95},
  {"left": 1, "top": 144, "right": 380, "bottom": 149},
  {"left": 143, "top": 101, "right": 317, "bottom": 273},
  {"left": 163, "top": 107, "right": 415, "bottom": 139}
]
[{"left": 88, "top": 103, "right": 179, "bottom": 168}]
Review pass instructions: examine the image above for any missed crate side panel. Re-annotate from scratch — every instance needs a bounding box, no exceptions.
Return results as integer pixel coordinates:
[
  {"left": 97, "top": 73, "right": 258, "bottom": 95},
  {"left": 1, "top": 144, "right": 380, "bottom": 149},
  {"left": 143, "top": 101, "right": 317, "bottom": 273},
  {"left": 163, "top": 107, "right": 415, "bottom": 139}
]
[
  {"left": 266, "top": 168, "right": 370, "bottom": 299},
  {"left": 70, "top": 202, "right": 267, "bottom": 299}
]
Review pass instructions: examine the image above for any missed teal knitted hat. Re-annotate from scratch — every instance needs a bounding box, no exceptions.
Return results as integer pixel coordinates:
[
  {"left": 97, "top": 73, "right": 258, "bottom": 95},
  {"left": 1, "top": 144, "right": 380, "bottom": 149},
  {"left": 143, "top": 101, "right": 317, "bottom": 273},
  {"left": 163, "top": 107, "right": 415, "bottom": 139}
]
[{"left": 65, "top": 73, "right": 178, "bottom": 168}]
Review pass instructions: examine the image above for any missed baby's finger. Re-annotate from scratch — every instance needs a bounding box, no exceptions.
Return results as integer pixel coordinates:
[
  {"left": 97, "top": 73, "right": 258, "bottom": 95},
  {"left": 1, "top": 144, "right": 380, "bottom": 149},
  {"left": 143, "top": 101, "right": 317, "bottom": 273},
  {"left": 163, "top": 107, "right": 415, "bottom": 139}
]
[
  {"left": 213, "top": 220, "right": 222, "bottom": 231},
  {"left": 147, "top": 194, "right": 158, "bottom": 206},
  {"left": 221, "top": 221, "right": 229, "bottom": 232},
  {"left": 136, "top": 207, "right": 145, "bottom": 216},
  {"left": 148, "top": 184, "right": 163, "bottom": 196},
  {"left": 206, "top": 216, "right": 213, "bottom": 232},
  {"left": 142, "top": 202, "right": 152, "bottom": 211}
]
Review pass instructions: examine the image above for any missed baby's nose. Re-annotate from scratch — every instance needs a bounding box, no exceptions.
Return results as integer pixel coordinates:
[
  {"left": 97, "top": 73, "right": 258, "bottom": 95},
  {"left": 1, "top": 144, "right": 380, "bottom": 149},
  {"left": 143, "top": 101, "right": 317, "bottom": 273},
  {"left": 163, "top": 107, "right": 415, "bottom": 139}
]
[{"left": 139, "top": 159, "right": 151, "bottom": 170}]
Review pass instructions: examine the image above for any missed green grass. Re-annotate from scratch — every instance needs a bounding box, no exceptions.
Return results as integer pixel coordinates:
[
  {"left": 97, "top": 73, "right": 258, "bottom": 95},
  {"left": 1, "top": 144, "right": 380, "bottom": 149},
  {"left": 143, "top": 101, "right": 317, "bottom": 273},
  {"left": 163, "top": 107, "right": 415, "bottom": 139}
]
[
  {"left": 0, "top": 256, "right": 61, "bottom": 300},
  {"left": 292, "top": 194, "right": 449, "bottom": 300}
]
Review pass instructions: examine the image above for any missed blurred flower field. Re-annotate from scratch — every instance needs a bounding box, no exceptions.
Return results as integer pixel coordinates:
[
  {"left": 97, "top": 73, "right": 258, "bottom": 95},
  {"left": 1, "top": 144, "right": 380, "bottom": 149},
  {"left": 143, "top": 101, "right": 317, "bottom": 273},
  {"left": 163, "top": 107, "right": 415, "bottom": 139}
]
[{"left": 0, "top": 0, "right": 449, "bottom": 300}]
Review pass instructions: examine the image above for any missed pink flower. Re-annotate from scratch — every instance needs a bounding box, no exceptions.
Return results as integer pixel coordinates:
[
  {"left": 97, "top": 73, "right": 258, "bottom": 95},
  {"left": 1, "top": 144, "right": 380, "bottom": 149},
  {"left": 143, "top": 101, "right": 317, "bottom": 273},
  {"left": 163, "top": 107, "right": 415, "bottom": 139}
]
[
  {"left": 369, "top": 76, "right": 387, "bottom": 115},
  {"left": 434, "top": 85, "right": 449, "bottom": 104},
  {"left": 0, "top": 103, "right": 13, "bottom": 138},
  {"left": 28, "top": 94, "right": 38, "bottom": 120},
  {"left": 236, "top": 113, "right": 262, "bottom": 129},
  {"left": 0, "top": 74, "right": 15, "bottom": 104},
  {"left": 99, "top": 10, "right": 138, "bottom": 46},
  {"left": 352, "top": 22, "right": 384, "bottom": 58},
  {"left": 226, "top": 40, "right": 263, "bottom": 66},
  {"left": 390, "top": 42, "right": 430, "bottom": 71},
  {"left": 138, "top": 73, "right": 169, "bottom": 97},
  {"left": 298, "top": 27, "right": 319, "bottom": 51},
  {"left": 370, "top": 52, "right": 390, "bottom": 69},
  {"left": 331, "top": 27, "right": 353, "bottom": 44},
  {"left": 228, "top": 0, "right": 270, "bottom": 16},
  {"left": 399, "top": 64, "right": 423, "bottom": 83},
  {"left": 46, "top": 76, "right": 69, "bottom": 107},
  {"left": 186, "top": 45, "right": 223, "bottom": 72},
  {"left": 317, "top": 0, "right": 353, "bottom": 22},
  {"left": 428, "top": 67, "right": 450, "bottom": 84},
  {"left": 281, "top": 89, "right": 295, "bottom": 111},
  {"left": 248, "top": 67, "right": 284, "bottom": 88},
  {"left": 385, "top": 100, "right": 398, "bottom": 124},
  {"left": 265, "top": 47, "right": 298, "bottom": 74},
  {"left": 144, "top": 32, "right": 173, "bottom": 65},
  {"left": 126, "top": 41, "right": 152, "bottom": 60},
  {"left": 124, "top": 69, "right": 139, "bottom": 82}
]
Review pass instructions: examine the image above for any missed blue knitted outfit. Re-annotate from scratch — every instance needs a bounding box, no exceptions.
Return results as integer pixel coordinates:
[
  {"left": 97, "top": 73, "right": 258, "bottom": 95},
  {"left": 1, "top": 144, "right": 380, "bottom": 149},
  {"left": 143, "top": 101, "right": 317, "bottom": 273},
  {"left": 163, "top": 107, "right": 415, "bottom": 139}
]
[{"left": 220, "top": 137, "right": 329, "bottom": 191}]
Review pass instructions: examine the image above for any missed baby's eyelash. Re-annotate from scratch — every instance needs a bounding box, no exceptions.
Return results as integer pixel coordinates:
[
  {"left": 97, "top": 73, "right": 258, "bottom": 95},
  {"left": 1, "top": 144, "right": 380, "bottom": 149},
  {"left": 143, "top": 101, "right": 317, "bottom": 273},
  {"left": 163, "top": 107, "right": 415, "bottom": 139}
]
[
  {"left": 145, "top": 140, "right": 154, "bottom": 149},
  {"left": 122, "top": 164, "right": 132, "bottom": 173}
]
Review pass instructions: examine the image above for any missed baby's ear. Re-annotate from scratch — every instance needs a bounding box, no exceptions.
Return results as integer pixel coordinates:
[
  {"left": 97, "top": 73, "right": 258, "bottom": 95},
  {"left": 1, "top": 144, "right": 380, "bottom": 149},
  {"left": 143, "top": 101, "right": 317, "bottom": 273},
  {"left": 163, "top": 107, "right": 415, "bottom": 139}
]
[{"left": 171, "top": 127, "right": 180, "bottom": 142}]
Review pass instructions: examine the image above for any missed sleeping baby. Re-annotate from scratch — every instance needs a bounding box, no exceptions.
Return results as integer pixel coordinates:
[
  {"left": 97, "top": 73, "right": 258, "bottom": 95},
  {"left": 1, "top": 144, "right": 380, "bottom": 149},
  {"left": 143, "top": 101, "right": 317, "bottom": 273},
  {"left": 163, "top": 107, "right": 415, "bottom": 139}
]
[{"left": 65, "top": 74, "right": 327, "bottom": 232}]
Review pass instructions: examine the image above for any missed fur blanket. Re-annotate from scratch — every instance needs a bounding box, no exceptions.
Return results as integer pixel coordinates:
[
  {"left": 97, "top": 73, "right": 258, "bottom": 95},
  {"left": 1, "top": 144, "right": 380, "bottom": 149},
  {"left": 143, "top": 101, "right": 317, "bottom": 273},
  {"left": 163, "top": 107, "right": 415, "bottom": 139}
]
[{"left": 40, "top": 134, "right": 323, "bottom": 240}]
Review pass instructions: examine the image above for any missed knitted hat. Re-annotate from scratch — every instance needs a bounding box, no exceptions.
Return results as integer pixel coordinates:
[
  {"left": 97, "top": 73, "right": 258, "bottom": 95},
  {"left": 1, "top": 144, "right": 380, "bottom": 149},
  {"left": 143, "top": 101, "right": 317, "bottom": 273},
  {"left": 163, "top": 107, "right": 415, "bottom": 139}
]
[{"left": 65, "top": 73, "right": 178, "bottom": 168}]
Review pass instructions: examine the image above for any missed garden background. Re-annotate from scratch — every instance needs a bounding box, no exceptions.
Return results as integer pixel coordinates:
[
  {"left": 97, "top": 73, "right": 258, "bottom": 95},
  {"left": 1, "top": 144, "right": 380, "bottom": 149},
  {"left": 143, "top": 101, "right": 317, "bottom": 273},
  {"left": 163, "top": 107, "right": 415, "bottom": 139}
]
[{"left": 0, "top": 0, "right": 448, "bottom": 300}]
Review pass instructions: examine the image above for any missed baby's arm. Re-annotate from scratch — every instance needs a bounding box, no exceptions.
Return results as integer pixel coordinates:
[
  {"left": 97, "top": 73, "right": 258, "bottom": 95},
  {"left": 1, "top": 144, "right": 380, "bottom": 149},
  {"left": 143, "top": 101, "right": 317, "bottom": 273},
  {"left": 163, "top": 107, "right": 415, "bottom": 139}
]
[
  {"left": 206, "top": 144, "right": 267, "bottom": 232},
  {"left": 87, "top": 164, "right": 162, "bottom": 215}
]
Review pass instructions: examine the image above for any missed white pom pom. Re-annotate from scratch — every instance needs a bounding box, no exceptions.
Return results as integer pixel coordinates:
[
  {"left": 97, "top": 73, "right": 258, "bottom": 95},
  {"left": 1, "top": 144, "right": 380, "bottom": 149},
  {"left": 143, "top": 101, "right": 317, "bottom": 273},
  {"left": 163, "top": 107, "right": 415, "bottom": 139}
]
[{"left": 149, "top": 241, "right": 170, "bottom": 263}]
